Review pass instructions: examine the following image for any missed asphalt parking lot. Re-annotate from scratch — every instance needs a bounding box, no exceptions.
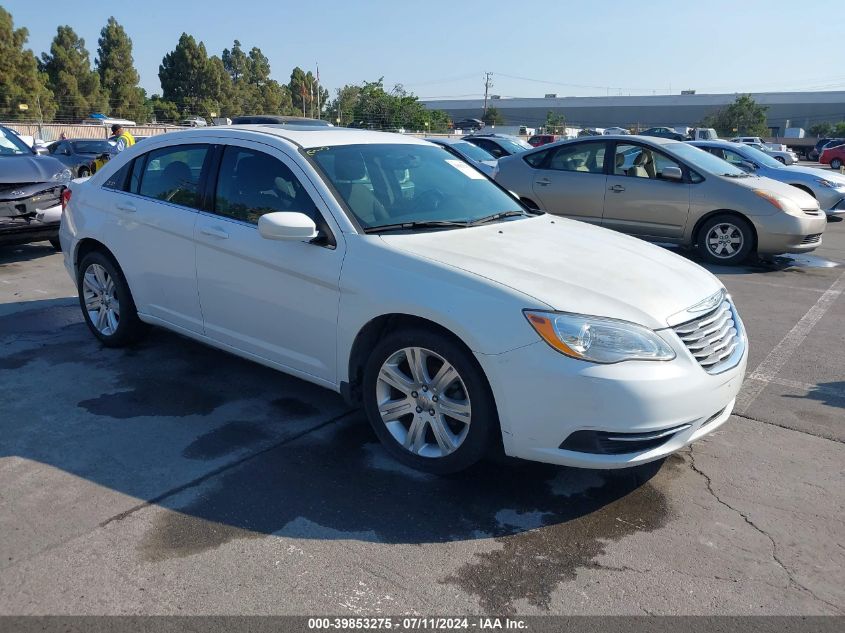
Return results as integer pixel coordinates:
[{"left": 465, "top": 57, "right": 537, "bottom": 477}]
[{"left": 1, "top": 220, "right": 843, "bottom": 616}]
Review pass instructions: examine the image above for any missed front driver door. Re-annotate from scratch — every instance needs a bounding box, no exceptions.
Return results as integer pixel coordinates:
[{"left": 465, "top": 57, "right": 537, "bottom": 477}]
[
  {"left": 602, "top": 142, "right": 691, "bottom": 240},
  {"left": 194, "top": 141, "right": 344, "bottom": 385},
  {"left": 530, "top": 140, "right": 608, "bottom": 224}
]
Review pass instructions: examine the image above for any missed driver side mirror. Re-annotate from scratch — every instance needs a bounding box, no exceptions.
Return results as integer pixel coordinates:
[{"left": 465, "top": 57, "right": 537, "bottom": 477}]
[
  {"left": 659, "top": 166, "right": 683, "bottom": 181},
  {"left": 34, "top": 146, "right": 50, "bottom": 156},
  {"left": 258, "top": 212, "right": 318, "bottom": 242},
  {"left": 739, "top": 161, "right": 758, "bottom": 172}
]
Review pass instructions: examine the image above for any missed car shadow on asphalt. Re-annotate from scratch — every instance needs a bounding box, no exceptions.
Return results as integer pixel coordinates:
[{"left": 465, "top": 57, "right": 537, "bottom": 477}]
[
  {"left": 0, "top": 242, "right": 57, "bottom": 265},
  {"left": 672, "top": 246, "right": 841, "bottom": 275},
  {"left": 784, "top": 381, "right": 845, "bottom": 410}
]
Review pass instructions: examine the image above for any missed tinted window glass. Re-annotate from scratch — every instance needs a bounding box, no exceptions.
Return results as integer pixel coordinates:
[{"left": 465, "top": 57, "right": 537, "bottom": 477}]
[
  {"left": 547, "top": 143, "right": 605, "bottom": 174},
  {"left": 103, "top": 162, "right": 131, "bottom": 190},
  {"left": 138, "top": 144, "right": 208, "bottom": 208},
  {"left": 215, "top": 146, "right": 318, "bottom": 224},
  {"left": 524, "top": 149, "right": 550, "bottom": 167},
  {"left": 129, "top": 157, "right": 145, "bottom": 193}
]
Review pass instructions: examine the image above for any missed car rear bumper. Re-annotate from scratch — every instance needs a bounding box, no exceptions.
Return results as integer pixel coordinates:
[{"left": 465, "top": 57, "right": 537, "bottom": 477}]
[{"left": 475, "top": 332, "right": 747, "bottom": 469}]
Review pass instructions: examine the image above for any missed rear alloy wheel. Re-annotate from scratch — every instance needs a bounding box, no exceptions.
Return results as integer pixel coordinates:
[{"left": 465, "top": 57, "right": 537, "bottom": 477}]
[
  {"left": 831, "top": 158, "right": 843, "bottom": 170},
  {"left": 77, "top": 251, "right": 146, "bottom": 347},
  {"left": 697, "top": 214, "right": 754, "bottom": 266},
  {"left": 363, "top": 329, "right": 496, "bottom": 474}
]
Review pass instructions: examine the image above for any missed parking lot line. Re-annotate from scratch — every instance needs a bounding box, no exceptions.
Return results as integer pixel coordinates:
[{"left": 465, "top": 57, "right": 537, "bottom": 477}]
[{"left": 737, "top": 268, "right": 845, "bottom": 414}]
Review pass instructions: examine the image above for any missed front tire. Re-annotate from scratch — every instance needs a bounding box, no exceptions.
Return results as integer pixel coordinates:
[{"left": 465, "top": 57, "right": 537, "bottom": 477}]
[
  {"left": 78, "top": 167, "right": 90, "bottom": 177},
  {"left": 362, "top": 328, "right": 497, "bottom": 474},
  {"left": 831, "top": 158, "right": 843, "bottom": 170},
  {"left": 774, "top": 156, "right": 786, "bottom": 164},
  {"left": 49, "top": 238, "right": 62, "bottom": 251},
  {"left": 697, "top": 214, "right": 754, "bottom": 266},
  {"left": 77, "top": 251, "right": 146, "bottom": 347}
]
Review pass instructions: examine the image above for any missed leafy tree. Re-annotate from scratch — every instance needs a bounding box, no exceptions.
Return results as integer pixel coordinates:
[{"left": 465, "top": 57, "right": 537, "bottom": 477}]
[
  {"left": 0, "top": 7, "right": 56, "bottom": 121},
  {"left": 221, "top": 40, "right": 249, "bottom": 83},
  {"left": 832, "top": 121, "right": 845, "bottom": 137},
  {"left": 701, "top": 94, "right": 769, "bottom": 137},
  {"left": 808, "top": 122, "right": 834, "bottom": 138},
  {"left": 542, "top": 110, "right": 566, "bottom": 134},
  {"left": 482, "top": 106, "right": 505, "bottom": 126},
  {"left": 221, "top": 40, "right": 293, "bottom": 116},
  {"left": 289, "top": 66, "right": 328, "bottom": 118},
  {"left": 159, "top": 33, "right": 226, "bottom": 117},
  {"left": 328, "top": 84, "right": 361, "bottom": 126},
  {"left": 40, "top": 26, "right": 107, "bottom": 122},
  {"left": 96, "top": 17, "right": 147, "bottom": 122},
  {"left": 146, "top": 94, "right": 180, "bottom": 123}
]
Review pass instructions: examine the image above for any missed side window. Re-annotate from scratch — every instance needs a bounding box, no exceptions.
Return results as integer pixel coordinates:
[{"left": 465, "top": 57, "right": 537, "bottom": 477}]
[
  {"left": 474, "top": 139, "right": 505, "bottom": 158},
  {"left": 722, "top": 149, "right": 749, "bottom": 167},
  {"left": 103, "top": 162, "right": 131, "bottom": 191},
  {"left": 214, "top": 146, "right": 319, "bottom": 224},
  {"left": 129, "top": 156, "right": 145, "bottom": 193},
  {"left": 547, "top": 143, "right": 605, "bottom": 174},
  {"left": 614, "top": 144, "right": 681, "bottom": 180},
  {"left": 138, "top": 144, "right": 208, "bottom": 208},
  {"left": 524, "top": 149, "right": 550, "bottom": 168}
]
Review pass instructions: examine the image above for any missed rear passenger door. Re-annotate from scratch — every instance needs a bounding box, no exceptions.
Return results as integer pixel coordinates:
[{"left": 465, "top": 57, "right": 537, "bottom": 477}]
[
  {"left": 194, "top": 141, "right": 344, "bottom": 385},
  {"left": 529, "top": 140, "right": 608, "bottom": 224},
  {"left": 100, "top": 142, "right": 211, "bottom": 333}
]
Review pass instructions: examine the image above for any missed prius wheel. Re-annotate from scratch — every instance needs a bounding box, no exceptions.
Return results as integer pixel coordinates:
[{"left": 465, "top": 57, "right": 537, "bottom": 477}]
[
  {"left": 363, "top": 329, "right": 497, "bottom": 474},
  {"left": 77, "top": 251, "right": 146, "bottom": 347},
  {"left": 697, "top": 214, "right": 754, "bottom": 266}
]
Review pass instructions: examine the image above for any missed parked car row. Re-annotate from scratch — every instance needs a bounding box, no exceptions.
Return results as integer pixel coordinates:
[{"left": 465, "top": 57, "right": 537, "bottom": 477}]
[{"left": 61, "top": 125, "right": 750, "bottom": 475}]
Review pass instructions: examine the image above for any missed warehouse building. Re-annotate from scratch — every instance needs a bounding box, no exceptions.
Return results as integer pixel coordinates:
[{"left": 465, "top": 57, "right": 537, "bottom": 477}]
[{"left": 421, "top": 91, "right": 845, "bottom": 134}]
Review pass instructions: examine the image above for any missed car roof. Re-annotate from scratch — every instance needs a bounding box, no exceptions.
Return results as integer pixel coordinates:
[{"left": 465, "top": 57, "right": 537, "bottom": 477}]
[
  {"left": 688, "top": 139, "right": 737, "bottom": 148},
  {"left": 134, "top": 125, "right": 429, "bottom": 149},
  {"left": 424, "top": 136, "right": 470, "bottom": 146}
]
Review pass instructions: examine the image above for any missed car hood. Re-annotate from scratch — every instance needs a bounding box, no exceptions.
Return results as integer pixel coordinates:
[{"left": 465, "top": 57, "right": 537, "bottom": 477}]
[
  {"left": 0, "top": 155, "right": 66, "bottom": 184},
  {"left": 379, "top": 215, "right": 723, "bottom": 329},
  {"left": 781, "top": 164, "right": 845, "bottom": 185},
  {"left": 725, "top": 174, "right": 820, "bottom": 207}
]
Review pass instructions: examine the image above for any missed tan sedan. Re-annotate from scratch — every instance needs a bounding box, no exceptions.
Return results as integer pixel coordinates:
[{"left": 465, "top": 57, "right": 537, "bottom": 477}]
[{"left": 494, "top": 135, "right": 827, "bottom": 265}]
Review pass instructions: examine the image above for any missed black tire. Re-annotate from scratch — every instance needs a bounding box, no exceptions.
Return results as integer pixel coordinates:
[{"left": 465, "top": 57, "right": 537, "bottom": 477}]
[
  {"left": 774, "top": 156, "right": 786, "bottom": 164},
  {"left": 49, "top": 238, "right": 62, "bottom": 251},
  {"left": 831, "top": 158, "right": 843, "bottom": 170},
  {"left": 77, "top": 250, "right": 147, "bottom": 347},
  {"left": 78, "top": 167, "right": 90, "bottom": 177},
  {"left": 696, "top": 214, "right": 755, "bottom": 266},
  {"left": 362, "top": 327, "right": 498, "bottom": 474}
]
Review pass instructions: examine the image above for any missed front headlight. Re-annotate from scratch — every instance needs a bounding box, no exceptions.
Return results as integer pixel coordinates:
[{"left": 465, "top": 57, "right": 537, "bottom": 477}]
[
  {"left": 752, "top": 188, "right": 803, "bottom": 215},
  {"left": 52, "top": 169, "right": 72, "bottom": 182},
  {"left": 524, "top": 310, "right": 676, "bottom": 363},
  {"left": 816, "top": 178, "right": 845, "bottom": 190}
]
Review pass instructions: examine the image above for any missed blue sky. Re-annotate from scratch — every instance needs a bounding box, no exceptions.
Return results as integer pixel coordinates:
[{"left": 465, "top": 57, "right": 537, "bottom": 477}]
[{"left": 6, "top": 0, "right": 844, "bottom": 100}]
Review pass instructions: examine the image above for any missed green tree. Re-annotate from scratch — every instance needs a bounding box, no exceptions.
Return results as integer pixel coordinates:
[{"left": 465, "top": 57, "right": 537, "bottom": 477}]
[
  {"left": 96, "top": 17, "right": 147, "bottom": 122},
  {"left": 289, "top": 66, "right": 327, "bottom": 118},
  {"left": 146, "top": 94, "right": 180, "bottom": 123},
  {"left": 0, "top": 7, "right": 56, "bottom": 121},
  {"left": 701, "top": 94, "right": 769, "bottom": 137},
  {"left": 482, "top": 106, "right": 505, "bottom": 126},
  {"left": 221, "top": 40, "right": 249, "bottom": 83},
  {"left": 832, "top": 121, "right": 845, "bottom": 137},
  {"left": 40, "top": 26, "right": 107, "bottom": 122},
  {"left": 159, "top": 33, "right": 225, "bottom": 117},
  {"left": 328, "top": 84, "right": 361, "bottom": 126},
  {"left": 543, "top": 110, "right": 566, "bottom": 134},
  {"left": 808, "top": 122, "right": 834, "bottom": 138}
]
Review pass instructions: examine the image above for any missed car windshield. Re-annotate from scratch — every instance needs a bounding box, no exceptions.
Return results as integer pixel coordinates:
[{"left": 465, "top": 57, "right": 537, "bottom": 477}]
[
  {"left": 450, "top": 141, "right": 496, "bottom": 162},
  {"left": 71, "top": 140, "right": 114, "bottom": 154},
  {"left": 494, "top": 138, "right": 531, "bottom": 154},
  {"left": 736, "top": 144, "right": 783, "bottom": 168},
  {"left": 0, "top": 127, "right": 32, "bottom": 155},
  {"left": 664, "top": 142, "right": 747, "bottom": 176},
  {"left": 308, "top": 143, "right": 524, "bottom": 230}
]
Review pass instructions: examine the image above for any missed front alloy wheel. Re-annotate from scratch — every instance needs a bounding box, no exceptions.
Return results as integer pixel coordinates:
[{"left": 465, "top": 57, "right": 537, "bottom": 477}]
[
  {"left": 82, "top": 263, "right": 120, "bottom": 336},
  {"left": 363, "top": 329, "right": 497, "bottom": 474},
  {"left": 376, "top": 346, "right": 472, "bottom": 458},
  {"left": 697, "top": 214, "right": 754, "bottom": 265},
  {"left": 831, "top": 158, "right": 843, "bottom": 170}
]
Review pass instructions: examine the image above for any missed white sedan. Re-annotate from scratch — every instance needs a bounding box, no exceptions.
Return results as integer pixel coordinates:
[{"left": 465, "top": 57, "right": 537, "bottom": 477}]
[{"left": 59, "top": 126, "right": 747, "bottom": 473}]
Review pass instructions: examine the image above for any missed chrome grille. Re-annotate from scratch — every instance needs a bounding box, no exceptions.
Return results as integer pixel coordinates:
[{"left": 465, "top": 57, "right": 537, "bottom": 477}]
[
  {"left": 800, "top": 233, "right": 822, "bottom": 244},
  {"left": 672, "top": 299, "right": 744, "bottom": 373}
]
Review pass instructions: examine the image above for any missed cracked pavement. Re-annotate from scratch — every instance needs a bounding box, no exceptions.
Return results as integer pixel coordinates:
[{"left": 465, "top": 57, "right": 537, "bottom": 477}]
[{"left": 1, "top": 223, "right": 843, "bottom": 615}]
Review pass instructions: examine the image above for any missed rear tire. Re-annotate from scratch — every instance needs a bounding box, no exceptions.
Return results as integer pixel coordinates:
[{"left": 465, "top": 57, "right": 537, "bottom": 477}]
[
  {"left": 774, "top": 156, "right": 786, "bottom": 164},
  {"left": 77, "top": 251, "right": 147, "bottom": 347},
  {"left": 831, "top": 158, "right": 843, "bottom": 170},
  {"left": 696, "top": 214, "right": 754, "bottom": 266},
  {"left": 362, "top": 328, "right": 498, "bottom": 474},
  {"left": 49, "top": 238, "right": 62, "bottom": 251}
]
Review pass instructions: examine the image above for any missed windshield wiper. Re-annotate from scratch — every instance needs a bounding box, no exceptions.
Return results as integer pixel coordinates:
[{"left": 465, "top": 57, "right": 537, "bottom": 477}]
[
  {"left": 467, "top": 210, "right": 529, "bottom": 226},
  {"left": 721, "top": 172, "right": 751, "bottom": 178},
  {"left": 363, "top": 220, "right": 470, "bottom": 234}
]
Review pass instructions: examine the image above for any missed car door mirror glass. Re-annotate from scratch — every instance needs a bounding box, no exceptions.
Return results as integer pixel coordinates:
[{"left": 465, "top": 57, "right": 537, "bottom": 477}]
[
  {"left": 659, "top": 166, "right": 683, "bottom": 181},
  {"left": 258, "top": 212, "right": 318, "bottom": 241}
]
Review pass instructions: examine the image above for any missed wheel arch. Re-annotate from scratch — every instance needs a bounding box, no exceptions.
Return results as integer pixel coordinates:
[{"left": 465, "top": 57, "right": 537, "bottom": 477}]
[
  {"left": 691, "top": 209, "right": 758, "bottom": 250},
  {"left": 789, "top": 183, "right": 815, "bottom": 198},
  {"left": 74, "top": 238, "right": 120, "bottom": 277}
]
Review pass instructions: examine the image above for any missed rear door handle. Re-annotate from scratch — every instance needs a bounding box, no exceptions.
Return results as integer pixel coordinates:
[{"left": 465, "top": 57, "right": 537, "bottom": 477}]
[
  {"left": 200, "top": 226, "right": 229, "bottom": 239},
  {"left": 535, "top": 178, "right": 551, "bottom": 186},
  {"left": 116, "top": 201, "right": 136, "bottom": 212},
  {"left": 608, "top": 184, "right": 626, "bottom": 192}
]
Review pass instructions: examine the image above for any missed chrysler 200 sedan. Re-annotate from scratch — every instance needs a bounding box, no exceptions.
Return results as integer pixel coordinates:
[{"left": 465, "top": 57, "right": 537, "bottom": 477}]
[
  {"left": 60, "top": 126, "right": 747, "bottom": 474},
  {"left": 494, "top": 135, "right": 827, "bottom": 265}
]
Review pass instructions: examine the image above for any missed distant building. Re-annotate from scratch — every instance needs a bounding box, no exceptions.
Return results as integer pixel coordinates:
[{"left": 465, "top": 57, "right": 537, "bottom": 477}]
[{"left": 422, "top": 91, "right": 845, "bottom": 134}]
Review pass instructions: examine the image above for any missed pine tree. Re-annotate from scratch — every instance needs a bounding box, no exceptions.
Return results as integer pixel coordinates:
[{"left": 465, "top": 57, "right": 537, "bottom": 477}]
[
  {"left": 96, "top": 17, "right": 147, "bottom": 122},
  {"left": 0, "top": 7, "right": 56, "bottom": 121},
  {"left": 40, "top": 26, "right": 107, "bottom": 122}
]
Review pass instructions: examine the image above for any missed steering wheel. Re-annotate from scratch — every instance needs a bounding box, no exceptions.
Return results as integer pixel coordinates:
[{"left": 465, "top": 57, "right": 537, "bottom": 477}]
[{"left": 411, "top": 189, "right": 446, "bottom": 212}]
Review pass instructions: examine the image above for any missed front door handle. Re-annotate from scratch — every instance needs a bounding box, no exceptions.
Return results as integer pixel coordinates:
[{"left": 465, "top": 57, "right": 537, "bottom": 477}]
[
  {"left": 200, "top": 226, "right": 229, "bottom": 239},
  {"left": 608, "top": 184, "right": 626, "bottom": 193},
  {"left": 535, "top": 178, "right": 551, "bottom": 186},
  {"left": 116, "top": 201, "right": 136, "bottom": 212}
]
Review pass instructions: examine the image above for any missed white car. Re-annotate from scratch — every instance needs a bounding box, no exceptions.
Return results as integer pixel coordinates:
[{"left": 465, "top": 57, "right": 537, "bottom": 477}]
[
  {"left": 730, "top": 138, "right": 798, "bottom": 165},
  {"left": 59, "top": 127, "right": 748, "bottom": 474}
]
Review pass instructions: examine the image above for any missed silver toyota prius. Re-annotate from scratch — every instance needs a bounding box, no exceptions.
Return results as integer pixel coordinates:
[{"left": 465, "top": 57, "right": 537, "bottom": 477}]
[{"left": 494, "top": 135, "right": 827, "bottom": 265}]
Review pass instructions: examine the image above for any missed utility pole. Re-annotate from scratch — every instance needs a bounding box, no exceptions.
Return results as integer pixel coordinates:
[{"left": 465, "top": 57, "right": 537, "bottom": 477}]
[{"left": 483, "top": 72, "right": 493, "bottom": 118}]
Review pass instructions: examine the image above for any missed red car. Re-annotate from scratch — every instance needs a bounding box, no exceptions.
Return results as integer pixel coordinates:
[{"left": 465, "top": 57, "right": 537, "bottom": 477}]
[
  {"left": 819, "top": 144, "right": 845, "bottom": 170},
  {"left": 527, "top": 134, "right": 560, "bottom": 147}
]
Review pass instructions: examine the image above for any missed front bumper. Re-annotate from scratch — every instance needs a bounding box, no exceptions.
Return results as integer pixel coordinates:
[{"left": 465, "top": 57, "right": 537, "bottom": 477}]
[
  {"left": 476, "top": 331, "right": 747, "bottom": 469},
  {"left": 753, "top": 211, "right": 828, "bottom": 254}
]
